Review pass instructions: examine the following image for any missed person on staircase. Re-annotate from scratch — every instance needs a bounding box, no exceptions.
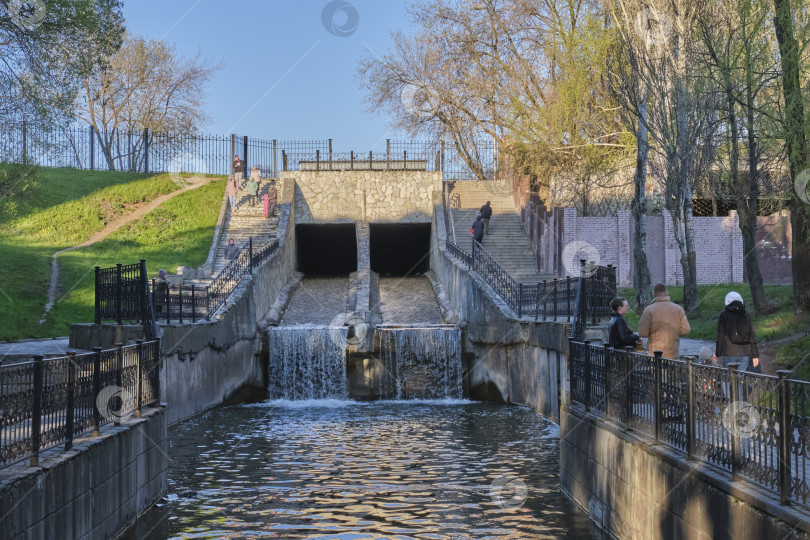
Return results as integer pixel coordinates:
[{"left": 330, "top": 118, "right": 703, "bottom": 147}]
[
  {"left": 226, "top": 176, "right": 239, "bottom": 211},
  {"left": 608, "top": 297, "right": 641, "bottom": 349},
  {"left": 246, "top": 175, "right": 259, "bottom": 206},
  {"left": 471, "top": 215, "right": 484, "bottom": 245},
  {"left": 479, "top": 201, "right": 493, "bottom": 234},
  {"left": 233, "top": 155, "right": 245, "bottom": 186},
  {"left": 224, "top": 238, "right": 240, "bottom": 260},
  {"left": 266, "top": 183, "right": 278, "bottom": 217}
]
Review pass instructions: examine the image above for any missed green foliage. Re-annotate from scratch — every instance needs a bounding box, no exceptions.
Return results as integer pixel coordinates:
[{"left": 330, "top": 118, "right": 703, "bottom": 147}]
[{"left": 0, "top": 167, "right": 223, "bottom": 341}]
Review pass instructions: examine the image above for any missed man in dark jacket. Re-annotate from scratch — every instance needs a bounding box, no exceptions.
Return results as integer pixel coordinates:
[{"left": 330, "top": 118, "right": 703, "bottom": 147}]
[
  {"left": 479, "top": 201, "right": 493, "bottom": 234},
  {"left": 471, "top": 216, "right": 484, "bottom": 244},
  {"left": 608, "top": 297, "right": 640, "bottom": 349}
]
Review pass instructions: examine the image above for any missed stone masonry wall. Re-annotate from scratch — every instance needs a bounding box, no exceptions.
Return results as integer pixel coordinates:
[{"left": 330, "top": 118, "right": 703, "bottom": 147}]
[
  {"left": 0, "top": 407, "right": 167, "bottom": 540},
  {"left": 283, "top": 170, "right": 441, "bottom": 223}
]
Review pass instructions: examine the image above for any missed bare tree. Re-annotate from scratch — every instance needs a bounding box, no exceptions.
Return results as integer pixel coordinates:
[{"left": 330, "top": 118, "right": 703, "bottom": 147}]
[{"left": 71, "top": 34, "right": 220, "bottom": 170}]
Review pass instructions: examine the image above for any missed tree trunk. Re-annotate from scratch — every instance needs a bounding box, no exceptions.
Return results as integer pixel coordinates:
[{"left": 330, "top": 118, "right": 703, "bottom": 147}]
[
  {"left": 773, "top": 0, "right": 810, "bottom": 313},
  {"left": 632, "top": 92, "right": 652, "bottom": 312},
  {"left": 742, "top": 54, "right": 767, "bottom": 315},
  {"left": 95, "top": 127, "right": 117, "bottom": 171}
]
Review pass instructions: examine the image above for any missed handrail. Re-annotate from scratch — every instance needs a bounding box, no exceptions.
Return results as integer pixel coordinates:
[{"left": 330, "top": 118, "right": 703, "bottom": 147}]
[
  {"left": 0, "top": 339, "right": 162, "bottom": 469},
  {"left": 568, "top": 340, "right": 810, "bottom": 508}
]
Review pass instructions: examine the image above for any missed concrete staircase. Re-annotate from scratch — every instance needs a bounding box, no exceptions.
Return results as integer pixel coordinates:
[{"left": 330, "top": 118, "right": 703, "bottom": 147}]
[
  {"left": 184, "top": 184, "right": 279, "bottom": 287},
  {"left": 448, "top": 181, "right": 554, "bottom": 285}
]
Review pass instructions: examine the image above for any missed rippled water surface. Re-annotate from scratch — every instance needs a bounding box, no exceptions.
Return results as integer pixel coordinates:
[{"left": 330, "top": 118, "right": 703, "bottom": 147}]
[{"left": 127, "top": 401, "right": 602, "bottom": 539}]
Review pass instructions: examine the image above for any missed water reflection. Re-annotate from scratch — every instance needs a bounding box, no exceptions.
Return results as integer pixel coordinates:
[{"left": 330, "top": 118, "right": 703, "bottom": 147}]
[{"left": 125, "top": 401, "right": 603, "bottom": 539}]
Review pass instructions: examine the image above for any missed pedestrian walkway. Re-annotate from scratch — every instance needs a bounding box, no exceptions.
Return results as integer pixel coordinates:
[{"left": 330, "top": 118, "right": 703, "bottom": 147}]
[{"left": 448, "top": 181, "right": 555, "bottom": 284}]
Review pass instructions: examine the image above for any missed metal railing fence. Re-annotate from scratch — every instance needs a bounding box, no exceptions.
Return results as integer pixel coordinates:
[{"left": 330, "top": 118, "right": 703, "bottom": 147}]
[
  {"left": 569, "top": 340, "right": 810, "bottom": 508},
  {"left": 0, "top": 339, "right": 161, "bottom": 469},
  {"left": 0, "top": 122, "right": 496, "bottom": 180},
  {"left": 148, "top": 237, "right": 281, "bottom": 323}
]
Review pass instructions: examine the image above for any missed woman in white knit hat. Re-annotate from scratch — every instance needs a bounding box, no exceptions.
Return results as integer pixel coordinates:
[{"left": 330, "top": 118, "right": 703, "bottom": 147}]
[{"left": 713, "top": 291, "right": 759, "bottom": 378}]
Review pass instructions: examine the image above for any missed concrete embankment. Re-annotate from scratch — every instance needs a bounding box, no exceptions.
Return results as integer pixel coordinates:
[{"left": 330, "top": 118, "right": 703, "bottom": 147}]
[{"left": 0, "top": 407, "right": 167, "bottom": 540}]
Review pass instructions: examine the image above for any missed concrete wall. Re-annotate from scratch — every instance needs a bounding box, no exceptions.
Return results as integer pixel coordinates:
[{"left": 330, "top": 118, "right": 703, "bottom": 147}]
[
  {"left": 560, "top": 406, "right": 809, "bottom": 539},
  {"left": 0, "top": 407, "right": 167, "bottom": 540},
  {"left": 159, "top": 178, "right": 298, "bottom": 425},
  {"left": 284, "top": 170, "right": 440, "bottom": 223},
  {"left": 432, "top": 200, "right": 569, "bottom": 421}
]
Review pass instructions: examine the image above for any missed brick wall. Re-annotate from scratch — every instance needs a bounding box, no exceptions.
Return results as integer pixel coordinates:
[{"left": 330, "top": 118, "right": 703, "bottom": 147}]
[{"left": 539, "top": 209, "right": 745, "bottom": 287}]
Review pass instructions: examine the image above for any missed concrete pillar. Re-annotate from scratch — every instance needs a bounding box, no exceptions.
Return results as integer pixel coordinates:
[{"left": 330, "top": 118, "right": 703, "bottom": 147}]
[{"left": 617, "top": 210, "right": 632, "bottom": 287}]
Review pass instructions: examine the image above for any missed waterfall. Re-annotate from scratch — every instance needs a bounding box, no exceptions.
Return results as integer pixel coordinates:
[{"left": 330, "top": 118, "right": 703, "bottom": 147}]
[
  {"left": 376, "top": 327, "right": 463, "bottom": 400},
  {"left": 268, "top": 325, "right": 348, "bottom": 400}
]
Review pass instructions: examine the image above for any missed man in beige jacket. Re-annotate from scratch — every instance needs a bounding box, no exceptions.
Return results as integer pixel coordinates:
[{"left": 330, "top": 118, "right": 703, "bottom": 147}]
[{"left": 638, "top": 283, "right": 691, "bottom": 359}]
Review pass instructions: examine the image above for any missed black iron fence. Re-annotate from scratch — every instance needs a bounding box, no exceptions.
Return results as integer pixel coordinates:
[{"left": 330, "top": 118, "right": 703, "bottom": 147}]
[
  {"left": 94, "top": 259, "right": 155, "bottom": 338},
  {"left": 1, "top": 122, "right": 497, "bottom": 180},
  {"left": 443, "top": 237, "right": 615, "bottom": 322},
  {"left": 149, "top": 237, "right": 281, "bottom": 323},
  {"left": 569, "top": 340, "right": 810, "bottom": 508},
  {"left": 0, "top": 339, "right": 161, "bottom": 469}
]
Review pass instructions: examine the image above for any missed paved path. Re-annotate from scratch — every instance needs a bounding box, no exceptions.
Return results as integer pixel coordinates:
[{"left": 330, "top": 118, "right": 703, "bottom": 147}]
[
  {"left": 0, "top": 337, "right": 88, "bottom": 363},
  {"left": 39, "top": 177, "right": 213, "bottom": 323}
]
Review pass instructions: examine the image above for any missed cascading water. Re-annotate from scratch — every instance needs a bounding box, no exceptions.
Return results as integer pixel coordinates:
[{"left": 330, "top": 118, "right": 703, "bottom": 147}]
[
  {"left": 376, "top": 326, "right": 463, "bottom": 400},
  {"left": 268, "top": 325, "right": 348, "bottom": 400}
]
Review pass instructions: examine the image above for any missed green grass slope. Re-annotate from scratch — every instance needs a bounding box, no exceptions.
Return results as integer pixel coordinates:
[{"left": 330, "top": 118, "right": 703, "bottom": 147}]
[{"left": 0, "top": 167, "right": 223, "bottom": 341}]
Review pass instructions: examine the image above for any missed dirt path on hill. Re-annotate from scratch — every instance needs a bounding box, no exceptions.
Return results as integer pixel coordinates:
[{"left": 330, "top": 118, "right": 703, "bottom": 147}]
[{"left": 39, "top": 177, "right": 213, "bottom": 323}]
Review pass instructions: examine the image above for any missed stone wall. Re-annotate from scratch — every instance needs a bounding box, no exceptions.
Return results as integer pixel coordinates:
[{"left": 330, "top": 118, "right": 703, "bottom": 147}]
[
  {"left": 284, "top": 170, "right": 440, "bottom": 223},
  {"left": 159, "top": 178, "right": 297, "bottom": 425},
  {"left": 432, "top": 200, "right": 569, "bottom": 421},
  {"left": 561, "top": 406, "right": 809, "bottom": 539},
  {"left": 0, "top": 407, "right": 166, "bottom": 540}
]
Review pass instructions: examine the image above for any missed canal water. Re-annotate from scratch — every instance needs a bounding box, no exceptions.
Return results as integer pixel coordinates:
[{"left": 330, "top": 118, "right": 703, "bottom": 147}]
[{"left": 125, "top": 400, "right": 602, "bottom": 539}]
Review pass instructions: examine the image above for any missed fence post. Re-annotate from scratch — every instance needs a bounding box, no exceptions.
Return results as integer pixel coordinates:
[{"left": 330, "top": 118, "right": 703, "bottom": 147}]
[
  {"left": 165, "top": 280, "right": 170, "bottom": 324},
  {"left": 92, "top": 347, "right": 102, "bottom": 436},
  {"left": 625, "top": 346, "right": 635, "bottom": 426},
  {"left": 231, "top": 134, "right": 235, "bottom": 174},
  {"left": 316, "top": 149, "right": 320, "bottom": 171},
  {"left": 728, "top": 362, "right": 741, "bottom": 478},
  {"left": 272, "top": 139, "right": 277, "bottom": 177},
  {"left": 604, "top": 344, "right": 612, "bottom": 418},
  {"left": 249, "top": 237, "right": 254, "bottom": 272},
  {"left": 535, "top": 281, "right": 541, "bottom": 321},
  {"left": 30, "top": 355, "right": 44, "bottom": 467},
  {"left": 65, "top": 352, "right": 76, "bottom": 450},
  {"left": 135, "top": 339, "right": 143, "bottom": 418},
  {"left": 191, "top": 284, "right": 197, "bottom": 323},
  {"left": 584, "top": 340, "right": 592, "bottom": 411},
  {"left": 386, "top": 139, "right": 390, "bottom": 170},
  {"left": 205, "top": 286, "right": 211, "bottom": 320},
  {"left": 653, "top": 350, "right": 663, "bottom": 442},
  {"left": 94, "top": 266, "right": 101, "bottom": 324},
  {"left": 369, "top": 150, "right": 373, "bottom": 170},
  {"left": 139, "top": 259, "right": 149, "bottom": 337},
  {"left": 115, "top": 343, "right": 124, "bottom": 426},
  {"left": 178, "top": 283, "right": 183, "bottom": 325},
  {"left": 686, "top": 357, "right": 696, "bottom": 459},
  {"left": 282, "top": 150, "right": 288, "bottom": 171},
  {"left": 566, "top": 277, "right": 571, "bottom": 322},
  {"left": 243, "top": 135, "right": 248, "bottom": 175},
  {"left": 329, "top": 138, "right": 333, "bottom": 170},
  {"left": 568, "top": 337, "right": 576, "bottom": 404},
  {"left": 21, "top": 119, "right": 27, "bottom": 163},
  {"left": 154, "top": 337, "right": 162, "bottom": 403},
  {"left": 777, "top": 370, "right": 792, "bottom": 505},
  {"left": 143, "top": 128, "right": 149, "bottom": 174},
  {"left": 89, "top": 125, "right": 95, "bottom": 170},
  {"left": 517, "top": 283, "right": 523, "bottom": 318},
  {"left": 553, "top": 279, "right": 558, "bottom": 320},
  {"left": 115, "top": 263, "right": 123, "bottom": 325}
]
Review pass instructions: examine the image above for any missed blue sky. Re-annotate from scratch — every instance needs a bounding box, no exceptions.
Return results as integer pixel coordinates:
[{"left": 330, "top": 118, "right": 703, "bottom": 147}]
[{"left": 122, "top": 0, "right": 413, "bottom": 151}]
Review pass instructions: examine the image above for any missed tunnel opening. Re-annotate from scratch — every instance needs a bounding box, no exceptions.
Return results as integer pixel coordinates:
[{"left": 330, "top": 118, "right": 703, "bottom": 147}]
[
  {"left": 369, "top": 223, "right": 431, "bottom": 276},
  {"left": 296, "top": 224, "right": 358, "bottom": 275}
]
